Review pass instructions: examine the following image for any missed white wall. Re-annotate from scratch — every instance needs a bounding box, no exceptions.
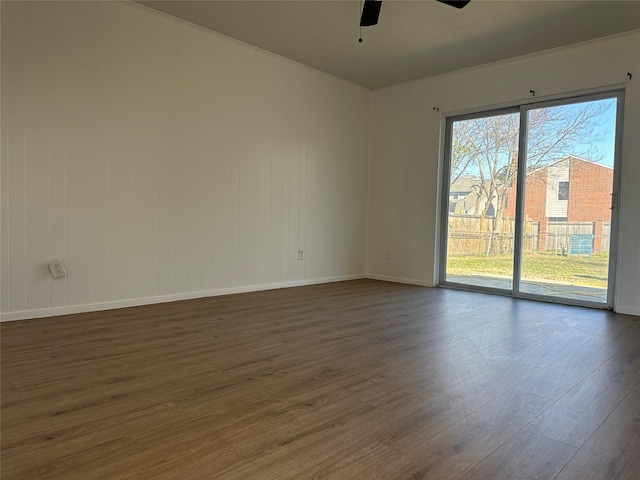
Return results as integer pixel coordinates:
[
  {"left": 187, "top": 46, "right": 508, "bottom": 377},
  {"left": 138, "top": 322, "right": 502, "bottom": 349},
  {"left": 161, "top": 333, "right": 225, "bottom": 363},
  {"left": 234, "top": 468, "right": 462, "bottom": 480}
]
[
  {"left": 1, "top": 1, "right": 370, "bottom": 320},
  {"left": 367, "top": 32, "right": 640, "bottom": 315}
]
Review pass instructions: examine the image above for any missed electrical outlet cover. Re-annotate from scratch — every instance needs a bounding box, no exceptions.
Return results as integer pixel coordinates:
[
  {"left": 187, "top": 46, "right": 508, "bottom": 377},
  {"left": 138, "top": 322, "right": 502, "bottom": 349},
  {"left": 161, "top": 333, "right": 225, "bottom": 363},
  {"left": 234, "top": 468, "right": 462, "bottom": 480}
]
[{"left": 48, "top": 259, "right": 67, "bottom": 279}]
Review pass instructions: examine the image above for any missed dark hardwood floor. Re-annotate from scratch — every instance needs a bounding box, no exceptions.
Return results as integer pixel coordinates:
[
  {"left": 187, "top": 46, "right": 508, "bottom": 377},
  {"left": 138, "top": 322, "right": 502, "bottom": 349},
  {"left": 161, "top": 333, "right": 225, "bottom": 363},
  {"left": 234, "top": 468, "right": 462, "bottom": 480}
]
[{"left": 1, "top": 279, "right": 639, "bottom": 479}]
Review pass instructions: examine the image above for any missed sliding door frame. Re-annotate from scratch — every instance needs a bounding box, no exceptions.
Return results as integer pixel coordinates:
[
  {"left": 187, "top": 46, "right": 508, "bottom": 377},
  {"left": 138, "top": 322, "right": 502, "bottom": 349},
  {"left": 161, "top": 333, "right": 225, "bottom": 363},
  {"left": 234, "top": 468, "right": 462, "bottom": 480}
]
[{"left": 439, "top": 89, "right": 625, "bottom": 309}]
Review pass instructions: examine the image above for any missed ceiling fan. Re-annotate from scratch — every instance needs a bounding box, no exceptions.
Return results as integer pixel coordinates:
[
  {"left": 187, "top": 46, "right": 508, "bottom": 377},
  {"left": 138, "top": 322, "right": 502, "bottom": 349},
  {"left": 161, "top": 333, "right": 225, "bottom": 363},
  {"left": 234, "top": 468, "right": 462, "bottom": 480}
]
[{"left": 360, "top": 0, "right": 471, "bottom": 27}]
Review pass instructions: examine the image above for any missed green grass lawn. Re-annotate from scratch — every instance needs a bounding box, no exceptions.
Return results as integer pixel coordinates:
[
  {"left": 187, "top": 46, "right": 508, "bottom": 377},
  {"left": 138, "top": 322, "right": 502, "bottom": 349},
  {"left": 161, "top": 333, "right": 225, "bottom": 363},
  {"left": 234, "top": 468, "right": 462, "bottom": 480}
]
[{"left": 447, "top": 252, "right": 609, "bottom": 288}]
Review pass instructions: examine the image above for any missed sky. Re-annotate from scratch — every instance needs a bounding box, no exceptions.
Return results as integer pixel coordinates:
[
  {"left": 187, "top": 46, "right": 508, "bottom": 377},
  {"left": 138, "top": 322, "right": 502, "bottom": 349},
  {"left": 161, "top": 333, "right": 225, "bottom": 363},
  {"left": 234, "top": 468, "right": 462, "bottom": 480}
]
[
  {"left": 589, "top": 98, "right": 618, "bottom": 166},
  {"left": 538, "top": 97, "right": 618, "bottom": 167}
]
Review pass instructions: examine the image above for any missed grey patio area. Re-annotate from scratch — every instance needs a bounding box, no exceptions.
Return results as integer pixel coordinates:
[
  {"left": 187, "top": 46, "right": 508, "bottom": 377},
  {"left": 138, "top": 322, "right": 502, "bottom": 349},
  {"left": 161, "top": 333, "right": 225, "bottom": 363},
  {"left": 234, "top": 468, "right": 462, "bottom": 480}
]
[{"left": 446, "top": 275, "right": 607, "bottom": 304}]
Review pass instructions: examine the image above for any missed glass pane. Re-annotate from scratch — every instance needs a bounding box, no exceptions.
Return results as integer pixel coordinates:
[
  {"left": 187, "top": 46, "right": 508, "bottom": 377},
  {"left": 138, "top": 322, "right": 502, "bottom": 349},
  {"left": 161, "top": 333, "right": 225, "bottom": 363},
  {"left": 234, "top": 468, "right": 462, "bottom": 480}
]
[
  {"left": 445, "top": 112, "right": 520, "bottom": 290},
  {"left": 519, "top": 97, "right": 617, "bottom": 303}
]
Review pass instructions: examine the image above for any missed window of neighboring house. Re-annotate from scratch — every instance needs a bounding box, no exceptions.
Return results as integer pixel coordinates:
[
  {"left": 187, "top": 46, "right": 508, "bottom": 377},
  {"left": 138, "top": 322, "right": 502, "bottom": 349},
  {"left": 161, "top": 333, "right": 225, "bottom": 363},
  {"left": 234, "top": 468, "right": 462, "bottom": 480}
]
[
  {"left": 548, "top": 217, "right": 568, "bottom": 222},
  {"left": 558, "top": 181, "right": 569, "bottom": 201},
  {"left": 451, "top": 191, "right": 471, "bottom": 200}
]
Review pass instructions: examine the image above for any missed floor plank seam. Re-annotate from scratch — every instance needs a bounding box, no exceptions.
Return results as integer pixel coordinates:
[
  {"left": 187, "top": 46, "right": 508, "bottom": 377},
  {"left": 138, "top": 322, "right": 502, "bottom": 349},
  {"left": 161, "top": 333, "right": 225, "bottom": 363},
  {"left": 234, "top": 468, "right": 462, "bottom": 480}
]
[
  {"left": 571, "top": 376, "right": 640, "bottom": 448},
  {"left": 520, "top": 427, "right": 584, "bottom": 449}
]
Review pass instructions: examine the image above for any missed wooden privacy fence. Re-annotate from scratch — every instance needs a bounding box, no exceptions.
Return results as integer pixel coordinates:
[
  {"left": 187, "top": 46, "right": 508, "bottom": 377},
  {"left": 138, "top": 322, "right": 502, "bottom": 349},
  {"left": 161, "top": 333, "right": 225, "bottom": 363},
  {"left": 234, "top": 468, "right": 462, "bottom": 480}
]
[
  {"left": 448, "top": 215, "right": 611, "bottom": 256},
  {"left": 447, "top": 214, "right": 538, "bottom": 255},
  {"left": 545, "top": 221, "right": 611, "bottom": 254},
  {"left": 602, "top": 222, "right": 611, "bottom": 252}
]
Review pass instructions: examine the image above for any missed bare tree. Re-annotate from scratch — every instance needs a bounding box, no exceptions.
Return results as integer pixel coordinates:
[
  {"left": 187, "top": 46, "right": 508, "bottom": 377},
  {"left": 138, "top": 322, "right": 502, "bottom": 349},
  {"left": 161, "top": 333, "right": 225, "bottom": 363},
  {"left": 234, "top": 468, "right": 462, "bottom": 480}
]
[{"left": 450, "top": 100, "right": 613, "bottom": 254}]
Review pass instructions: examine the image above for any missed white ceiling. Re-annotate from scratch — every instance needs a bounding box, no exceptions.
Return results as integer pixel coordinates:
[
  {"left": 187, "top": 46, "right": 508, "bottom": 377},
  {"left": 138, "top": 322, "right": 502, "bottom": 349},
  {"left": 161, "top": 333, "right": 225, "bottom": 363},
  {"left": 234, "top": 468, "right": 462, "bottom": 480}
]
[{"left": 135, "top": 1, "right": 640, "bottom": 90}]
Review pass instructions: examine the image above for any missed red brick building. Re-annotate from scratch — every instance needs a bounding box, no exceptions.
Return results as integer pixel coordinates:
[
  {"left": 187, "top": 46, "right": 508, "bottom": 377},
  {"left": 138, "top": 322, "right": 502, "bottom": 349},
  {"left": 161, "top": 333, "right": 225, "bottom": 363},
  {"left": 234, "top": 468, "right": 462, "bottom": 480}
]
[
  {"left": 505, "top": 156, "right": 613, "bottom": 251},
  {"left": 505, "top": 156, "right": 613, "bottom": 222}
]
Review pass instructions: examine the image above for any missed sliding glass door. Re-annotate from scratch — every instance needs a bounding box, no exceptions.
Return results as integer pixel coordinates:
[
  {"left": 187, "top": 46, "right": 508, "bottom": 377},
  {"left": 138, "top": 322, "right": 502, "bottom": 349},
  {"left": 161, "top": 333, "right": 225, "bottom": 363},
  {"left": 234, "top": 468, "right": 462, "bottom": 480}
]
[
  {"left": 442, "top": 109, "right": 520, "bottom": 291},
  {"left": 441, "top": 92, "right": 622, "bottom": 307},
  {"left": 517, "top": 96, "right": 619, "bottom": 304}
]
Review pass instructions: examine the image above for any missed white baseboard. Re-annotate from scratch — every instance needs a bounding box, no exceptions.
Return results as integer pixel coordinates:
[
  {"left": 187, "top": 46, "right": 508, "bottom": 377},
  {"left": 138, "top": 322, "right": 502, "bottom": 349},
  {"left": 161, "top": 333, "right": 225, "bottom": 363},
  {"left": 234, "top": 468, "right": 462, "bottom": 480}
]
[
  {"left": 6, "top": 274, "right": 632, "bottom": 321},
  {"left": 0, "top": 274, "right": 365, "bottom": 322},
  {"left": 614, "top": 305, "right": 640, "bottom": 316},
  {"left": 365, "top": 274, "right": 431, "bottom": 287}
]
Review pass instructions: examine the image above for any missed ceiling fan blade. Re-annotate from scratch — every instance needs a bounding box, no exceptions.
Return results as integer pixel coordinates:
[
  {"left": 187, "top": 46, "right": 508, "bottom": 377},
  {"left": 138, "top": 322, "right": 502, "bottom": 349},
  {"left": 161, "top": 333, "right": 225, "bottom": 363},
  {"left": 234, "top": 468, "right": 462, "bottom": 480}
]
[
  {"left": 360, "top": 0, "right": 382, "bottom": 27},
  {"left": 436, "top": 0, "right": 471, "bottom": 8}
]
